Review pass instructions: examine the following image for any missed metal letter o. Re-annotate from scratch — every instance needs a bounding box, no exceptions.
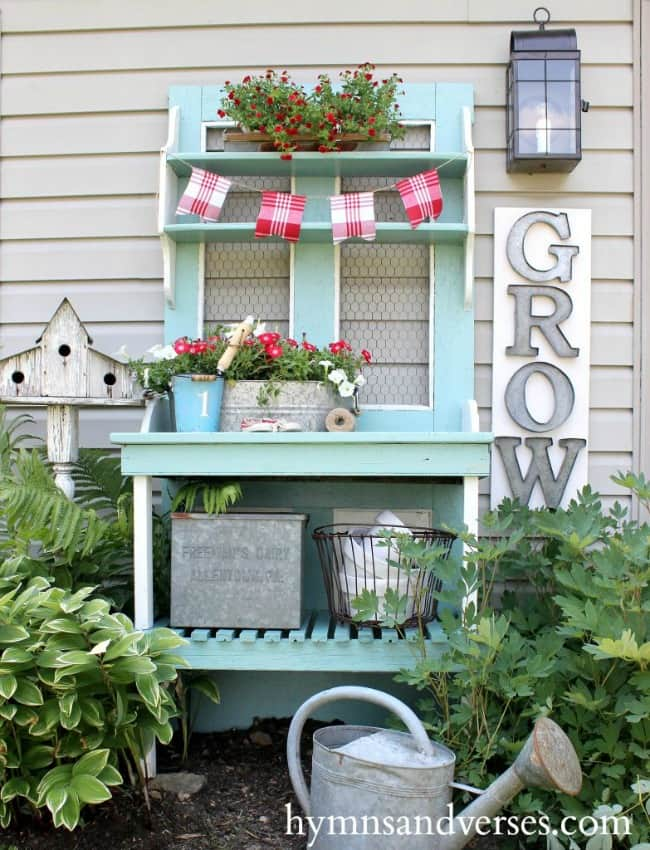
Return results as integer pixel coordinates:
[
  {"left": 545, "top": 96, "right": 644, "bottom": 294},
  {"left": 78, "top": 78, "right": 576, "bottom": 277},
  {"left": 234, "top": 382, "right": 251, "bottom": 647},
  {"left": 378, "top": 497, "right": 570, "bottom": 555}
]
[{"left": 505, "top": 361, "right": 575, "bottom": 432}]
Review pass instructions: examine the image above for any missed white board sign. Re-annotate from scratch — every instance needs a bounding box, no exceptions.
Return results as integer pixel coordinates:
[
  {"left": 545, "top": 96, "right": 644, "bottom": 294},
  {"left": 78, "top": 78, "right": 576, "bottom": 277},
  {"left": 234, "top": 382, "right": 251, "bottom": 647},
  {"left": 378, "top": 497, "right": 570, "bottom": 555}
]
[{"left": 491, "top": 208, "right": 591, "bottom": 509}]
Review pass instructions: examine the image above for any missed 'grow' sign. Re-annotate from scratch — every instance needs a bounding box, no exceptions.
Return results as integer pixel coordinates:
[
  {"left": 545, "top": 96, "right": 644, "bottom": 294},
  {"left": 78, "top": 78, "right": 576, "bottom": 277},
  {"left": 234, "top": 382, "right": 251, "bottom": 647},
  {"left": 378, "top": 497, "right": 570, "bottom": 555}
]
[{"left": 491, "top": 208, "right": 591, "bottom": 509}]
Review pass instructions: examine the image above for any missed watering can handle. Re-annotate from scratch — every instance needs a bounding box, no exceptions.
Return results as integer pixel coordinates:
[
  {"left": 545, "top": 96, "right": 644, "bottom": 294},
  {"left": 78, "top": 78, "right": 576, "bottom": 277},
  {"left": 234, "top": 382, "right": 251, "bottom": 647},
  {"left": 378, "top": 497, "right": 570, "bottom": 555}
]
[{"left": 287, "top": 685, "right": 435, "bottom": 817}]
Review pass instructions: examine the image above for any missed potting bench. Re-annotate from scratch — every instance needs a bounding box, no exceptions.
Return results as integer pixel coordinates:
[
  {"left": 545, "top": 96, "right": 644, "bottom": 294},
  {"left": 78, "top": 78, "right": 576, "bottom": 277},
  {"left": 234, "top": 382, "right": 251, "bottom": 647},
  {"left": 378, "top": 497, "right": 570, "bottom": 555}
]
[{"left": 111, "top": 82, "right": 492, "bottom": 725}]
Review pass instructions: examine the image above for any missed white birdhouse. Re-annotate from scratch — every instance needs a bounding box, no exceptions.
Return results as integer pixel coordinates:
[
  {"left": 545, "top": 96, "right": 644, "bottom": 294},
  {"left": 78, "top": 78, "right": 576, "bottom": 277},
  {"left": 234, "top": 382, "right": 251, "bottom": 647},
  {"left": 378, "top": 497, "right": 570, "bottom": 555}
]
[
  {"left": 0, "top": 299, "right": 142, "bottom": 497},
  {"left": 0, "top": 298, "right": 134, "bottom": 401}
]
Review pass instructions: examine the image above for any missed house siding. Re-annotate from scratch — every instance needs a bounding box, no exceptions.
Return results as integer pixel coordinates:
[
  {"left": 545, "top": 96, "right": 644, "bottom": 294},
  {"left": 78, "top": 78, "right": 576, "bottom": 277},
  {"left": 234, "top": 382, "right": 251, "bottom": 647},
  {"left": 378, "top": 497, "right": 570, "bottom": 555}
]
[{"left": 0, "top": 0, "right": 636, "bottom": 509}]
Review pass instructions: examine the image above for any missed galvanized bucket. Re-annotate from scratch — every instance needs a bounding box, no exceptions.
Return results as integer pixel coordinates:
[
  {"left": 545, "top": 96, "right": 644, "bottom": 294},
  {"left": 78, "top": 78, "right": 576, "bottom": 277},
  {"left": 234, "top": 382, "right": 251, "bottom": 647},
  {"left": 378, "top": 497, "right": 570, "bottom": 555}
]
[
  {"left": 219, "top": 380, "right": 339, "bottom": 431},
  {"left": 287, "top": 686, "right": 456, "bottom": 849},
  {"left": 171, "top": 373, "right": 224, "bottom": 432}
]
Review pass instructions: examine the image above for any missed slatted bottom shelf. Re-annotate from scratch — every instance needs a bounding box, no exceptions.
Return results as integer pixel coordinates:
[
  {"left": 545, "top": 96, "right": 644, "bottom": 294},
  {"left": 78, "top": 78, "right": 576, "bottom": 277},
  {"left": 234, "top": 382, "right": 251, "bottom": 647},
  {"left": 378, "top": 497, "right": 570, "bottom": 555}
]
[{"left": 157, "top": 610, "right": 446, "bottom": 672}]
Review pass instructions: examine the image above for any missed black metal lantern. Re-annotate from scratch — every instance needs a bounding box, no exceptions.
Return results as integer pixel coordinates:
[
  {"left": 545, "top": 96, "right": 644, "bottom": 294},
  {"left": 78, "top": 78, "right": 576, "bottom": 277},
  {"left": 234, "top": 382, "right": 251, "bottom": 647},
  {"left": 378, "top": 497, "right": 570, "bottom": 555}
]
[{"left": 506, "top": 7, "right": 589, "bottom": 173}]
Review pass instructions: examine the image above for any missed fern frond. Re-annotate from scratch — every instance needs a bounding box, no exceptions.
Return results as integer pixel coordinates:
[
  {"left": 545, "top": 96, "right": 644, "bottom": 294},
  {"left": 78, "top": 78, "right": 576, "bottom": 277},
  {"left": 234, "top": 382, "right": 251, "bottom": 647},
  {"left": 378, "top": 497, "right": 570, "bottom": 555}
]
[
  {"left": 0, "top": 475, "right": 112, "bottom": 563},
  {"left": 0, "top": 405, "right": 37, "bottom": 473},
  {"left": 72, "top": 449, "right": 129, "bottom": 512},
  {"left": 171, "top": 481, "right": 242, "bottom": 515}
]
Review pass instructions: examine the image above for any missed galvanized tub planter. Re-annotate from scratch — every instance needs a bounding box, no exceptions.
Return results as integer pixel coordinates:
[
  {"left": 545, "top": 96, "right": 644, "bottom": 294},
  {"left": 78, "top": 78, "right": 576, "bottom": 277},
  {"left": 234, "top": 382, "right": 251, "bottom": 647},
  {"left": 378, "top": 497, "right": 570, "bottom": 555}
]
[
  {"left": 220, "top": 380, "right": 340, "bottom": 431},
  {"left": 170, "top": 512, "right": 307, "bottom": 629}
]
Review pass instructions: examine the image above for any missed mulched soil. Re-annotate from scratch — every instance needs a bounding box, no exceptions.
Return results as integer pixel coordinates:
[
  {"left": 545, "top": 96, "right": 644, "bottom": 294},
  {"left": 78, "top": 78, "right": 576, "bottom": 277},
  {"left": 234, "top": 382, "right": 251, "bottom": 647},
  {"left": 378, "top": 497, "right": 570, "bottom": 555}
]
[{"left": 0, "top": 719, "right": 505, "bottom": 850}]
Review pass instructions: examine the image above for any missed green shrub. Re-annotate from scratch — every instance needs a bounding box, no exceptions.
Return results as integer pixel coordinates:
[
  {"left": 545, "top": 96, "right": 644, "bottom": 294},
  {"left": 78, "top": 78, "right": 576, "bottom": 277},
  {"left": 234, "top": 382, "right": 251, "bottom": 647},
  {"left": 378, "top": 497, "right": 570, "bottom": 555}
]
[
  {"left": 0, "top": 406, "right": 187, "bottom": 831},
  {"left": 0, "top": 577, "right": 186, "bottom": 830},
  {"left": 365, "top": 479, "right": 650, "bottom": 847}
]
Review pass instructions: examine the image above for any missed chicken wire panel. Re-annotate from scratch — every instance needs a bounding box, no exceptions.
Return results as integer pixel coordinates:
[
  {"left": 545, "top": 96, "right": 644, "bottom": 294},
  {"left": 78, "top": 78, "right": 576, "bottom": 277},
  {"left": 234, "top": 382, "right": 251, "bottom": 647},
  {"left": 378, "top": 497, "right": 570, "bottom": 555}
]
[
  {"left": 340, "top": 243, "right": 429, "bottom": 277},
  {"left": 340, "top": 320, "right": 428, "bottom": 364},
  {"left": 356, "top": 365, "right": 430, "bottom": 406},
  {"left": 340, "top": 244, "right": 430, "bottom": 407},
  {"left": 204, "top": 243, "right": 290, "bottom": 335},
  {"left": 389, "top": 125, "right": 432, "bottom": 151},
  {"left": 206, "top": 243, "right": 290, "bottom": 277},
  {"left": 340, "top": 278, "right": 428, "bottom": 320}
]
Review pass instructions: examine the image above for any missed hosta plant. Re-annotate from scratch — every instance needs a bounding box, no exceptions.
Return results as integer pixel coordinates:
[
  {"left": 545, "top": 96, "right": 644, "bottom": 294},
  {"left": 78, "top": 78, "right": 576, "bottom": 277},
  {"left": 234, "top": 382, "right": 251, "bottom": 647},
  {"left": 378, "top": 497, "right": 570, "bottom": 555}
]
[{"left": 0, "top": 578, "right": 187, "bottom": 830}]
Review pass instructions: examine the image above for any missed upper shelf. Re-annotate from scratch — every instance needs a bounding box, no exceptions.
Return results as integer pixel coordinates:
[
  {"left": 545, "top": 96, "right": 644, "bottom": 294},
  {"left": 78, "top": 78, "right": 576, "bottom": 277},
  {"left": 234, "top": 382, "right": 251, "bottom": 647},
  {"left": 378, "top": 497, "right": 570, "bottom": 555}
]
[
  {"left": 163, "top": 221, "right": 468, "bottom": 244},
  {"left": 166, "top": 151, "right": 468, "bottom": 179}
]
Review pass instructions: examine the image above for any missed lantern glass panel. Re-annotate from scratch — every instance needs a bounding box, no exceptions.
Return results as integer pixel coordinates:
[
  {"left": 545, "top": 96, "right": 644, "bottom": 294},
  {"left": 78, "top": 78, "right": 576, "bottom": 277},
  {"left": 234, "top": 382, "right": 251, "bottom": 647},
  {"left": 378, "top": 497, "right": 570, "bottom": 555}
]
[
  {"left": 547, "top": 82, "right": 576, "bottom": 128},
  {"left": 550, "top": 129, "right": 577, "bottom": 155},
  {"left": 546, "top": 58, "right": 577, "bottom": 81},
  {"left": 516, "top": 59, "right": 545, "bottom": 80}
]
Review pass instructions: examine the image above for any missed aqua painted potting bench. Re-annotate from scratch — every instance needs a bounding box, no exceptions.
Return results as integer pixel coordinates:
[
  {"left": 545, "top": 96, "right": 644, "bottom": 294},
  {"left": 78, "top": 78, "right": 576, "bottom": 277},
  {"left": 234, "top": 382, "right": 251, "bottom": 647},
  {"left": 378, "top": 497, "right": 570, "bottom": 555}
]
[{"left": 111, "top": 83, "right": 492, "bottom": 726}]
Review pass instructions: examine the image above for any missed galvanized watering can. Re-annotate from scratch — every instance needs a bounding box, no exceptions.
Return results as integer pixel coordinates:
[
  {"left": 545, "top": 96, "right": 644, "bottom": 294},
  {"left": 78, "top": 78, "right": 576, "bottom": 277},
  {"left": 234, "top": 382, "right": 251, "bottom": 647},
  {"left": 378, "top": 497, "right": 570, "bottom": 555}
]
[{"left": 287, "top": 686, "right": 582, "bottom": 850}]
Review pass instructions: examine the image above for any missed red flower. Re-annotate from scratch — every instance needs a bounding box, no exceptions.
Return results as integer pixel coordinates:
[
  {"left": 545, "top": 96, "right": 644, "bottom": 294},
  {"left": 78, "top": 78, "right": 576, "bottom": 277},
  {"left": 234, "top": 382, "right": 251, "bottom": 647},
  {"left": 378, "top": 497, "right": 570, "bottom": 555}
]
[
  {"left": 257, "top": 332, "right": 281, "bottom": 346},
  {"left": 243, "top": 75, "right": 252, "bottom": 83},
  {"left": 329, "top": 339, "right": 352, "bottom": 354},
  {"left": 265, "top": 344, "right": 284, "bottom": 359},
  {"left": 326, "top": 112, "right": 337, "bottom": 124},
  {"left": 361, "top": 349, "right": 372, "bottom": 363},
  {"left": 285, "top": 338, "right": 298, "bottom": 348},
  {"left": 267, "top": 96, "right": 274, "bottom": 104},
  {"left": 243, "top": 337, "right": 256, "bottom": 346},
  {"left": 368, "top": 128, "right": 376, "bottom": 137},
  {"left": 217, "top": 109, "right": 226, "bottom": 118},
  {"left": 173, "top": 338, "right": 191, "bottom": 355},
  {"left": 302, "top": 341, "right": 317, "bottom": 352},
  {"left": 364, "top": 73, "right": 373, "bottom": 81}
]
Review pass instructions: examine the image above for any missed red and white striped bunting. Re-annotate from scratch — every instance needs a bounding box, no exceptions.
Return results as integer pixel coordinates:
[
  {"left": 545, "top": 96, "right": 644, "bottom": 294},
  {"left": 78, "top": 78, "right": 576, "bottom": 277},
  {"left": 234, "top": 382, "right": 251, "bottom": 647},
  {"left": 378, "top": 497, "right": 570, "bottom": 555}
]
[
  {"left": 395, "top": 169, "right": 443, "bottom": 229},
  {"left": 329, "top": 192, "right": 377, "bottom": 245},
  {"left": 176, "top": 167, "right": 232, "bottom": 222},
  {"left": 255, "top": 191, "right": 307, "bottom": 242}
]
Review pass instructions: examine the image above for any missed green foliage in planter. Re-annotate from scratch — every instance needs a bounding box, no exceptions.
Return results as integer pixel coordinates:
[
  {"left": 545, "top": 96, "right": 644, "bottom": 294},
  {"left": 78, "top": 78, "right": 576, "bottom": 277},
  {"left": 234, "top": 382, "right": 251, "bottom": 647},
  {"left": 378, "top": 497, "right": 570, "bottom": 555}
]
[
  {"left": 362, "top": 480, "right": 650, "bottom": 847},
  {"left": 0, "top": 578, "right": 186, "bottom": 830},
  {"left": 218, "top": 63, "right": 405, "bottom": 153},
  {"left": 129, "top": 327, "right": 370, "bottom": 400}
]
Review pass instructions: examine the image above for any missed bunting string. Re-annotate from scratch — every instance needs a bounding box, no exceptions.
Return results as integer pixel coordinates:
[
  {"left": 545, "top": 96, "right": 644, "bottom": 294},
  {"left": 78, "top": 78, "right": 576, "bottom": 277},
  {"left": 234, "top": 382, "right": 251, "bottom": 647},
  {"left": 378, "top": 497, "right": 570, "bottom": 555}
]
[{"left": 171, "top": 154, "right": 460, "bottom": 243}]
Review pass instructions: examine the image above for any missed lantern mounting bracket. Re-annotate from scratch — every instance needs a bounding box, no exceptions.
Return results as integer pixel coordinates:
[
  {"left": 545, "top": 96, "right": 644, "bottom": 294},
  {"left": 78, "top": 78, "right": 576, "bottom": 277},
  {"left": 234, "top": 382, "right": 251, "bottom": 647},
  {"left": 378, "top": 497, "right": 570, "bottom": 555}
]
[{"left": 533, "top": 7, "right": 551, "bottom": 29}]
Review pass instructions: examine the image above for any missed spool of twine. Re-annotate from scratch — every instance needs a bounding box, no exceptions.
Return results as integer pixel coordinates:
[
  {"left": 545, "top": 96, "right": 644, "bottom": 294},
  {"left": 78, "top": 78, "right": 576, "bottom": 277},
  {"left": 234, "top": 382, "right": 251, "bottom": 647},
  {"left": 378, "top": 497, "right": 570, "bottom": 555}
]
[{"left": 325, "top": 407, "right": 356, "bottom": 432}]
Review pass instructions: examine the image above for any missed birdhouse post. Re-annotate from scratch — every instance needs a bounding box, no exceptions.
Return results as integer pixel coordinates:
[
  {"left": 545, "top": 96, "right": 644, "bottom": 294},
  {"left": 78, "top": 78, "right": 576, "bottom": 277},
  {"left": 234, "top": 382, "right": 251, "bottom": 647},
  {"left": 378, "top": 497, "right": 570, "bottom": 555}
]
[{"left": 0, "top": 299, "right": 142, "bottom": 497}]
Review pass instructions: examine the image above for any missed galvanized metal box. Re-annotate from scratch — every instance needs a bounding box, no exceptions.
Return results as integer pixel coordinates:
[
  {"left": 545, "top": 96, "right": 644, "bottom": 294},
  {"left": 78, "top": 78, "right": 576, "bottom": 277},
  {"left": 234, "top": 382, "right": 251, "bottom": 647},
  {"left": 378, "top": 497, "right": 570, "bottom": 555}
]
[{"left": 170, "top": 512, "right": 307, "bottom": 629}]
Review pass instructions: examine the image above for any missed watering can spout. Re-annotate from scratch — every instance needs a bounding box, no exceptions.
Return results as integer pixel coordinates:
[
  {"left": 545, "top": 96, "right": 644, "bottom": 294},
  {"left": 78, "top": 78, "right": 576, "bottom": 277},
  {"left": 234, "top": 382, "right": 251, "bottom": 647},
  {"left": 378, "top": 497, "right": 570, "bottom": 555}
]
[{"left": 440, "top": 716, "right": 582, "bottom": 850}]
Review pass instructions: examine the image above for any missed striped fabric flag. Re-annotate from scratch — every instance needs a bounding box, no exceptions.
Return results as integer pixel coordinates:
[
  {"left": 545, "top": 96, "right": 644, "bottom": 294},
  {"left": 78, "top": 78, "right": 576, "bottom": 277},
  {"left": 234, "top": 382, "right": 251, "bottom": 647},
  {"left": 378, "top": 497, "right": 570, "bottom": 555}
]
[
  {"left": 176, "top": 168, "right": 232, "bottom": 222},
  {"left": 255, "top": 191, "right": 307, "bottom": 242},
  {"left": 395, "top": 169, "right": 443, "bottom": 228},
  {"left": 329, "top": 192, "right": 376, "bottom": 245}
]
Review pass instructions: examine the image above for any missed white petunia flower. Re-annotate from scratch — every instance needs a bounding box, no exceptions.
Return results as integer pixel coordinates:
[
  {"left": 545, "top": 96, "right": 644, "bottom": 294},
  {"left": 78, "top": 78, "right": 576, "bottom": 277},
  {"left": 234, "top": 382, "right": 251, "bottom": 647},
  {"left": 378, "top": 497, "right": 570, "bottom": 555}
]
[
  {"left": 338, "top": 380, "right": 356, "bottom": 397},
  {"left": 327, "top": 369, "right": 347, "bottom": 385},
  {"left": 354, "top": 374, "right": 366, "bottom": 387},
  {"left": 147, "top": 343, "right": 177, "bottom": 361},
  {"left": 319, "top": 360, "right": 334, "bottom": 369},
  {"left": 112, "top": 344, "right": 131, "bottom": 360}
]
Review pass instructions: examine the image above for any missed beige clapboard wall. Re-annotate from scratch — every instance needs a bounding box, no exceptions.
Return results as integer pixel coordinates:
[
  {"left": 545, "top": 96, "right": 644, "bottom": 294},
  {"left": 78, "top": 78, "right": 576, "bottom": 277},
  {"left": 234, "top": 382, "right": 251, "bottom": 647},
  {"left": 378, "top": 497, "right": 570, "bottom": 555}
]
[{"left": 0, "top": 0, "right": 636, "bottom": 510}]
